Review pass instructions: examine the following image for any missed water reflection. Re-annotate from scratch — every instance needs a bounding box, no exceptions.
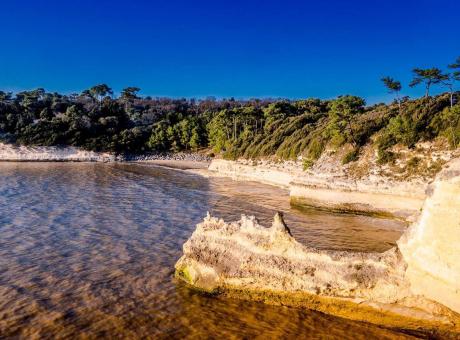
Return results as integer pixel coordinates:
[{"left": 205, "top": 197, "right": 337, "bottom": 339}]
[{"left": 0, "top": 163, "right": 411, "bottom": 338}]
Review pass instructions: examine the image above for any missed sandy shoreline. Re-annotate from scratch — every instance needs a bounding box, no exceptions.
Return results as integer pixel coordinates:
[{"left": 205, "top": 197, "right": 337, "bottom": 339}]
[
  {"left": 133, "top": 159, "right": 210, "bottom": 170},
  {"left": 0, "top": 142, "right": 448, "bottom": 221},
  {"left": 0, "top": 143, "right": 211, "bottom": 165}
]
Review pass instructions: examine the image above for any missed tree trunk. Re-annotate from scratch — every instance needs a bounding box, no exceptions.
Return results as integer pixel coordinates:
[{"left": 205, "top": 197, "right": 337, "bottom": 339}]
[{"left": 346, "top": 119, "right": 357, "bottom": 146}]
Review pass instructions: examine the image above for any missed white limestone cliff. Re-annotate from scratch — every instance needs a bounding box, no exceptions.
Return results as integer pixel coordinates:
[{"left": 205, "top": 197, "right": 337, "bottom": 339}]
[
  {"left": 176, "top": 157, "right": 460, "bottom": 334},
  {"left": 398, "top": 157, "right": 460, "bottom": 314},
  {"left": 206, "top": 142, "right": 457, "bottom": 221}
]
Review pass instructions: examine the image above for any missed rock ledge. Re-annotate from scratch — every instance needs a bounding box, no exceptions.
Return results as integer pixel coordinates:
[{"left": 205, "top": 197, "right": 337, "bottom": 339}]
[{"left": 176, "top": 157, "right": 460, "bottom": 334}]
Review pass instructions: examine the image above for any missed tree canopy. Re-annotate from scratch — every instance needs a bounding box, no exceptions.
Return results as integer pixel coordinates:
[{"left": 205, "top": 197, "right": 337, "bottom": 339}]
[
  {"left": 409, "top": 68, "right": 447, "bottom": 97},
  {"left": 1, "top": 57, "right": 459, "bottom": 165}
]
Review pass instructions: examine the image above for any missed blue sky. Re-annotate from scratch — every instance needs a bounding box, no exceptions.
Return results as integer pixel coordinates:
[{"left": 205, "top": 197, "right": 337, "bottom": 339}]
[{"left": 0, "top": 0, "right": 459, "bottom": 103}]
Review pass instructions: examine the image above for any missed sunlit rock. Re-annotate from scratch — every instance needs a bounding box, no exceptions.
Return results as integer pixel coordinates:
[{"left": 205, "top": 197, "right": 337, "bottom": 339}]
[
  {"left": 176, "top": 157, "right": 460, "bottom": 333},
  {"left": 398, "top": 157, "right": 460, "bottom": 314}
]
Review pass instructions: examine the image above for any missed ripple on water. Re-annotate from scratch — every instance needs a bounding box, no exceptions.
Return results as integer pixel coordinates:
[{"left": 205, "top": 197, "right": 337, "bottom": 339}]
[{"left": 0, "top": 162, "right": 412, "bottom": 338}]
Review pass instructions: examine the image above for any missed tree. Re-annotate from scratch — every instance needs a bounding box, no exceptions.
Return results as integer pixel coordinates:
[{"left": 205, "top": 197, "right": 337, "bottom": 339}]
[
  {"left": 207, "top": 110, "right": 233, "bottom": 152},
  {"left": 148, "top": 121, "right": 170, "bottom": 150},
  {"left": 449, "top": 56, "right": 460, "bottom": 79},
  {"left": 409, "top": 68, "right": 446, "bottom": 98},
  {"left": 120, "top": 87, "right": 141, "bottom": 111},
  {"left": 120, "top": 87, "right": 140, "bottom": 100},
  {"left": 80, "top": 89, "right": 95, "bottom": 102},
  {"left": 39, "top": 107, "right": 53, "bottom": 120},
  {"left": 328, "top": 95, "right": 366, "bottom": 146},
  {"left": 444, "top": 57, "right": 460, "bottom": 108},
  {"left": 89, "top": 84, "right": 113, "bottom": 104},
  {"left": 381, "top": 76, "right": 402, "bottom": 112},
  {"left": 0, "top": 91, "right": 12, "bottom": 101}
]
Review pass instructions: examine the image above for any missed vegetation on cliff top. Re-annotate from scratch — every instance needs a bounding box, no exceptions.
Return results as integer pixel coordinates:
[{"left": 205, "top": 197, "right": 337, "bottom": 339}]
[{"left": 0, "top": 58, "right": 459, "bottom": 165}]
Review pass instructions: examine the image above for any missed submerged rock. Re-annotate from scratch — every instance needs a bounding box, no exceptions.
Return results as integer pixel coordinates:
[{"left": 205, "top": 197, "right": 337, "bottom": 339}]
[{"left": 176, "top": 158, "right": 460, "bottom": 334}]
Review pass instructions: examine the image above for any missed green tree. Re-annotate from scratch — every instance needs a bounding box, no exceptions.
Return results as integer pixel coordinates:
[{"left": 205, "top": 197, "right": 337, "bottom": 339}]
[
  {"left": 120, "top": 87, "right": 140, "bottom": 100},
  {"left": 409, "top": 68, "right": 446, "bottom": 98},
  {"left": 148, "top": 121, "right": 170, "bottom": 150},
  {"left": 328, "top": 95, "right": 366, "bottom": 146},
  {"left": 449, "top": 56, "right": 460, "bottom": 79},
  {"left": 81, "top": 89, "right": 95, "bottom": 102},
  {"left": 207, "top": 110, "right": 232, "bottom": 152},
  {"left": 189, "top": 128, "right": 201, "bottom": 150},
  {"left": 262, "top": 101, "right": 296, "bottom": 131},
  {"left": 381, "top": 76, "right": 402, "bottom": 112},
  {"left": 39, "top": 107, "right": 53, "bottom": 120},
  {"left": 89, "top": 84, "right": 113, "bottom": 104},
  {"left": 0, "top": 91, "right": 12, "bottom": 101},
  {"left": 443, "top": 57, "right": 460, "bottom": 108},
  {"left": 120, "top": 87, "right": 141, "bottom": 111}
]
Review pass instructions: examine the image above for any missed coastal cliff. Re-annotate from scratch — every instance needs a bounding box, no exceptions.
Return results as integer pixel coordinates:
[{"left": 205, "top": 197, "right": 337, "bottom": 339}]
[
  {"left": 398, "top": 157, "right": 460, "bottom": 314},
  {"left": 206, "top": 142, "right": 457, "bottom": 221},
  {"left": 176, "top": 157, "right": 460, "bottom": 334}
]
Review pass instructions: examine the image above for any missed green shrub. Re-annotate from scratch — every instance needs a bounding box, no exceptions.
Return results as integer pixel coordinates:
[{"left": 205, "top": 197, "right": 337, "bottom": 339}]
[
  {"left": 377, "top": 148, "right": 396, "bottom": 164},
  {"left": 306, "top": 137, "right": 324, "bottom": 160},
  {"left": 303, "top": 159, "right": 314, "bottom": 170},
  {"left": 429, "top": 105, "right": 460, "bottom": 148},
  {"left": 342, "top": 147, "right": 360, "bottom": 164}
]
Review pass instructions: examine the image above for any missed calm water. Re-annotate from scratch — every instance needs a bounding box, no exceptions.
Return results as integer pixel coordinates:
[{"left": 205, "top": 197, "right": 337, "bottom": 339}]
[{"left": 0, "top": 162, "right": 415, "bottom": 339}]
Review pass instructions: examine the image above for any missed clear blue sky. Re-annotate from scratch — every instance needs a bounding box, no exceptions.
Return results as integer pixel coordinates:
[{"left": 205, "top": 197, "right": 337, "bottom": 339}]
[{"left": 0, "top": 0, "right": 459, "bottom": 103}]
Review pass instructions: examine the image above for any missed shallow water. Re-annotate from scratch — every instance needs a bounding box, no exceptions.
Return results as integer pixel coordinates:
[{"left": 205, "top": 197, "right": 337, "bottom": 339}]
[{"left": 0, "top": 162, "right": 415, "bottom": 339}]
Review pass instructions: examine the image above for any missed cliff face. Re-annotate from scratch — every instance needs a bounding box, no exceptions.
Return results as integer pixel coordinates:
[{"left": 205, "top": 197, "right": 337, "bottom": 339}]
[
  {"left": 209, "top": 158, "right": 425, "bottom": 220},
  {"left": 207, "top": 142, "right": 457, "bottom": 220},
  {"left": 398, "top": 157, "right": 460, "bottom": 314},
  {"left": 176, "top": 157, "right": 460, "bottom": 333}
]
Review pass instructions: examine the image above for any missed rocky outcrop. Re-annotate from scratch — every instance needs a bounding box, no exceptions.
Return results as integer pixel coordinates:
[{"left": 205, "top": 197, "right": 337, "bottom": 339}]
[
  {"left": 398, "top": 157, "right": 460, "bottom": 314},
  {"left": 209, "top": 159, "right": 425, "bottom": 220},
  {"left": 207, "top": 143, "right": 458, "bottom": 221},
  {"left": 0, "top": 143, "right": 115, "bottom": 162},
  {"left": 176, "top": 157, "right": 460, "bottom": 334}
]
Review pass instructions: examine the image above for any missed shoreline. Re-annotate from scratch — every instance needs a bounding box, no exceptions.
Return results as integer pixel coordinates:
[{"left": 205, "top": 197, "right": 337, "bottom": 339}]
[
  {"left": 175, "top": 157, "right": 460, "bottom": 334},
  {"left": 204, "top": 159, "right": 428, "bottom": 221},
  {"left": 4, "top": 141, "right": 460, "bottom": 333},
  {"left": 0, "top": 142, "right": 211, "bottom": 165},
  {"left": 0, "top": 142, "right": 435, "bottom": 221},
  {"left": 133, "top": 159, "right": 210, "bottom": 170}
]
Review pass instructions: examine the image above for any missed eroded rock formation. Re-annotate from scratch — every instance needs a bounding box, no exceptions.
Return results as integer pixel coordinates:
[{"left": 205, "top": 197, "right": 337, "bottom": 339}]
[
  {"left": 206, "top": 143, "right": 458, "bottom": 220},
  {"left": 398, "top": 157, "right": 460, "bottom": 314},
  {"left": 176, "top": 157, "right": 460, "bottom": 334}
]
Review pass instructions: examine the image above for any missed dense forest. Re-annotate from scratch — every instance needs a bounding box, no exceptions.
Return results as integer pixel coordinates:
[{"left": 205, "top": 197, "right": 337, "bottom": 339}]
[{"left": 0, "top": 59, "right": 459, "bottom": 166}]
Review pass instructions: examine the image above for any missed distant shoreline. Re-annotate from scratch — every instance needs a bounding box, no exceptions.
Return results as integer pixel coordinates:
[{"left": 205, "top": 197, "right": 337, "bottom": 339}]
[{"left": 0, "top": 142, "right": 211, "bottom": 164}]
